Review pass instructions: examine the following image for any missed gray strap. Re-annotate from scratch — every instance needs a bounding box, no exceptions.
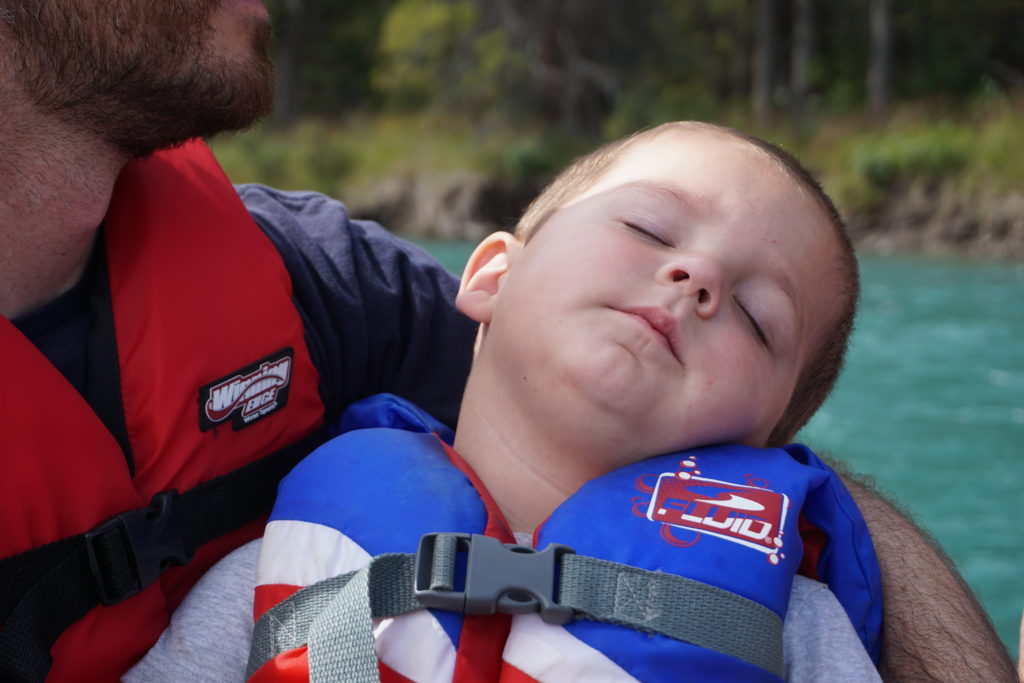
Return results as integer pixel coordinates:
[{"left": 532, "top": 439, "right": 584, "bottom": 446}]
[
  {"left": 558, "top": 554, "right": 785, "bottom": 678},
  {"left": 248, "top": 541, "right": 784, "bottom": 680},
  {"left": 246, "top": 554, "right": 419, "bottom": 681}
]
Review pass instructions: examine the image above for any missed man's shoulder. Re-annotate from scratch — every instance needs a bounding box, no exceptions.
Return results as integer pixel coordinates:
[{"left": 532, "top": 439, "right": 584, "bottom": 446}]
[
  {"left": 235, "top": 183, "right": 352, "bottom": 238},
  {"left": 234, "top": 183, "right": 435, "bottom": 261},
  {"left": 236, "top": 183, "right": 342, "bottom": 213},
  {"left": 229, "top": 184, "right": 470, "bottom": 428}
]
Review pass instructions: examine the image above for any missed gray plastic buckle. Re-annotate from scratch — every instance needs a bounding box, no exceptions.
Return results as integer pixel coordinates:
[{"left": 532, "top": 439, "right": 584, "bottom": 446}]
[{"left": 414, "top": 532, "right": 575, "bottom": 625}]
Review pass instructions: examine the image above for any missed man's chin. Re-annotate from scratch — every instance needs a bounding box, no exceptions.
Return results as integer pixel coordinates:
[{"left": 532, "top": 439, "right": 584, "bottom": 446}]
[
  {"left": 112, "top": 61, "right": 276, "bottom": 159},
  {"left": 6, "top": 0, "right": 278, "bottom": 158}
]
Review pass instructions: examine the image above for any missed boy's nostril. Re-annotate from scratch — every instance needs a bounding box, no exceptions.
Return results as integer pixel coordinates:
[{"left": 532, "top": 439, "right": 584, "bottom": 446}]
[
  {"left": 672, "top": 270, "right": 688, "bottom": 282},
  {"left": 698, "top": 289, "right": 710, "bottom": 304}
]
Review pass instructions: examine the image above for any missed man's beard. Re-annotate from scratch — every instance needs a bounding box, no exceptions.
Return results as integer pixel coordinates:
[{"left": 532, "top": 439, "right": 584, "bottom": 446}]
[{"left": 3, "top": 1, "right": 276, "bottom": 158}]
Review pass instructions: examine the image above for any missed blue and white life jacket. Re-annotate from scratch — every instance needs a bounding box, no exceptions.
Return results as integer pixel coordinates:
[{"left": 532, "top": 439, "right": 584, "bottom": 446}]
[{"left": 247, "top": 394, "right": 881, "bottom": 682}]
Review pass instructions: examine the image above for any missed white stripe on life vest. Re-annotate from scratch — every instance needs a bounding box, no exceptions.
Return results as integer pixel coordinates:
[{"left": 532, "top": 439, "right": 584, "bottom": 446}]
[
  {"left": 375, "top": 612, "right": 456, "bottom": 681},
  {"left": 503, "top": 614, "right": 635, "bottom": 682},
  {"left": 257, "top": 519, "right": 456, "bottom": 682},
  {"left": 258, "top": 519, "right": 372, "bottom": 586}
]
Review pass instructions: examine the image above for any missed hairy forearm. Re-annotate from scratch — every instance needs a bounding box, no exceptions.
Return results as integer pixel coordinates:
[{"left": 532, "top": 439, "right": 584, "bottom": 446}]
[
  {"left": 835, "top": 467, "right": 1017, "bottom": 682},
  {"left": 1018, "top": 610, "right": 1024, "bottom": 682}
]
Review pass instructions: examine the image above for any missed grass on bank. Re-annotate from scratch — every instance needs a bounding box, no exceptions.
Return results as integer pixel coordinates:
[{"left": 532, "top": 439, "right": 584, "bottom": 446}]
[
  {"left": 211, "top": 113, "right": 585, "bottom": 200},
  {"left": 799, "top": 97, "right": 1024, "bottom": 212},
  {"left": 210, "top": 95, "right": 1024, "bottom": 220}
]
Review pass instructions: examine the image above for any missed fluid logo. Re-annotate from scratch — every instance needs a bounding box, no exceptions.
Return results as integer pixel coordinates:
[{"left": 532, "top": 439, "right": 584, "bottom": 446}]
[
  {"left": 199, "top": 348, "right": 293, "bottom": 431},
  {"left": 639, "top": 456, "right": 789, "bottom": 564}
]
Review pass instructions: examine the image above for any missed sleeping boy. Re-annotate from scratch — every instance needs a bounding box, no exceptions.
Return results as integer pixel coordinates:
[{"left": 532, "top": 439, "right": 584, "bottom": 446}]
[{"left": 127, "top": 122, "right": 881, "bottom": 682}]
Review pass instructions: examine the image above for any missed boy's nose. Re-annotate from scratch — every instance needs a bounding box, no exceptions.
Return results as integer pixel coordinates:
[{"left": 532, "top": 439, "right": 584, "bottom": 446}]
[{"left": 657, "top": 254, "right": 723, "bottom": 318}]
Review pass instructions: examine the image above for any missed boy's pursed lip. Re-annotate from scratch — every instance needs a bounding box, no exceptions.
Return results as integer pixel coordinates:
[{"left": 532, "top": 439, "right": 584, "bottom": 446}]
[{"left": 615, "top": 306, "right": 682, "bottom": 362}]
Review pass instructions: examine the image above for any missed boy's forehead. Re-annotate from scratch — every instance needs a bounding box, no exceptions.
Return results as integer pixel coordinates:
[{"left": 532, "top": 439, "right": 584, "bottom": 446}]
[{"left": 573, "top": 130, "right": 804, "bottom": 219}]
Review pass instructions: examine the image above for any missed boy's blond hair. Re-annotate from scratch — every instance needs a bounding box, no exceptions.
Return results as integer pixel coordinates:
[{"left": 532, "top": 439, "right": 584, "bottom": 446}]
[{"left": 514, "top": 122, "right": 859, "bottom": 446}]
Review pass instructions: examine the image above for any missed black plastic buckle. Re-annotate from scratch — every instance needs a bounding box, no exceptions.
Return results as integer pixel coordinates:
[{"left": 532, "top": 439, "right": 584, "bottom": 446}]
[
  {"left": 414, "top": 532, "right": 575, "bottom": 625},
  {"left": 84, "top": 490, "right": 192, "bottom": 606}
]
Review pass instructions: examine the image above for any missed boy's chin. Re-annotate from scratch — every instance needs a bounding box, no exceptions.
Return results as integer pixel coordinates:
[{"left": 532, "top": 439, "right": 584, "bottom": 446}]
[{"left": 559, "top": 349, "right": 670, "bottom": 409}]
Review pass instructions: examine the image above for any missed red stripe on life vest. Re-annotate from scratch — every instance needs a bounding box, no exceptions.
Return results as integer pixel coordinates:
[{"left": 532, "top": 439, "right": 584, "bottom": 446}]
[
  {"left": 250, "top": 646, "right": 310, "bottom": 683},
  {"left": 249, "top": 650, "right": 420, "bottom": 683},
  {"left": 440, "top": 441, "right": 515, "bottom": 544},
  {"left": 449, "top": 614, "right": 512, "bottom": 683},
  {"left": 498, "top": 661, "right": 540, "bottom": 683},
  {"left": 380, "top": 661, "right": 417, "bottom": 683},
  {"left": 797, "top": 513, "right": 826, "bottom": 581},
  {"left": 254, "top": 583, "right": 304, "bottom": 622},
  {"left": 438, "top": 440, "right": 515, "bottom": 682}
]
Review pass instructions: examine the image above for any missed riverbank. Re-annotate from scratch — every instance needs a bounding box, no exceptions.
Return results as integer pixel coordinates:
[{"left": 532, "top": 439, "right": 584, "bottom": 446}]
[
  {"left": 341, "top": 171, "right": 1024, "bottom": 259},
  {"left": 848, "top": 182, "right": 1024, "bottom": 258}
]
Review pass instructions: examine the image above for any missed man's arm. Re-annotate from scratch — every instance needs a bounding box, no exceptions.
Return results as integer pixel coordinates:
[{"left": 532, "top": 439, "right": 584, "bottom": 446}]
[
  {"left": 238, "top": 184, "right": 478, "bottom": 428},
  {"left": 837, "top": 470, "right": 1017, "bottom": 681},
  {"left": 1018, "top": 609, "right": 1023, "bottom": 682}
]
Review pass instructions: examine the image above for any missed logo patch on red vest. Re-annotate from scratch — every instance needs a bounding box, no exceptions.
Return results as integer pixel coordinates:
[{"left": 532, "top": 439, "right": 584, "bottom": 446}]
[
  {"left": 199, "top": 348, "right": 293, "bottom": 431},
  {"left": 638, "top": 456, "right": 790, "bottom": 564}
]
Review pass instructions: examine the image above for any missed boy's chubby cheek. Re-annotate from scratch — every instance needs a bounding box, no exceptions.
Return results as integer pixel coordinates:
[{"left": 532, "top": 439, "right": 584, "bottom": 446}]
[
  {"left": 542, "top": 347, "right": 663, "bottom": 416},
  {"left": 552, "top": 340, "right": 638, "bottom": 391}
]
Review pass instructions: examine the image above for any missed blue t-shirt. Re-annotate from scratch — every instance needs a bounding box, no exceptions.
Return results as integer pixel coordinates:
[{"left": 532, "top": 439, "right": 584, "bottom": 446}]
[{"left": 11, "top": 184, "right": 477, "bottom": 428}]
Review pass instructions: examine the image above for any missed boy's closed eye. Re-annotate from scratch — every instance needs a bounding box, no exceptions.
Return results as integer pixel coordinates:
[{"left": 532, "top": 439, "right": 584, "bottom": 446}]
[
  {"left": 735, "top": 297, "right": 770, "bottom": 347},
  {"left": 621, "top": 219, "right": 673, "bottom": 247}
]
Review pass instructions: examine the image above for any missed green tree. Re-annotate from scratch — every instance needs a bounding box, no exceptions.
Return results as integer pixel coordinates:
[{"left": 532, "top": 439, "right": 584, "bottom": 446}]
[{"left": 262, "top": 0, "right": 1024, "bottom": 130}]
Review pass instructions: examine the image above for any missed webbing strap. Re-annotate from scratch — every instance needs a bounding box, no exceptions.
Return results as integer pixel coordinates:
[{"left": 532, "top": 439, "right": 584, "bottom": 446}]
[
  {"left": 247, "top": 554, "right": 420, "bottom": 682},
  {"left": 247, "top": 541, "right": 784, "bottom": 681},
  {"left": 0, "top": 428, "right": 327, "bottom": 683},
  {"left": 559, "top": 554, "right": 784, "bottom": 678}
]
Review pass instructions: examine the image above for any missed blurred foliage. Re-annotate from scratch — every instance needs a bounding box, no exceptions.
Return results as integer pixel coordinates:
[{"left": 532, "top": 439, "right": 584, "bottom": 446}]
[
  {"left": 372, "top": 0, "right": 479, "bottom": 110},
  {"left": 797, "top": 95, "right": 1024, "bottom": 212},
  {"left": 263, "top": 0, "right": 396, "bottom": 117},
  {"left": 213, "top": 112, "right": 589, "bottom": 195},
  {"left": 263, "top": 0, "right": 1024, "bottom": 127},
  {"left": 214, "top": 0, "right": 1024, "bottom": 220},
  {"left": 214, "top": 94, "right": 1024, "bottom": 218},
  {"left": 213, "top": 120, "right": 355, "bottom": 196}
]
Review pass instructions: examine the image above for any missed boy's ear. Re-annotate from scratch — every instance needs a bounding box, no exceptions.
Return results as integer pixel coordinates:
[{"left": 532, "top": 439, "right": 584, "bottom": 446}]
[{"left": 456, "top": 231, "right": 522, "bottom": 324}]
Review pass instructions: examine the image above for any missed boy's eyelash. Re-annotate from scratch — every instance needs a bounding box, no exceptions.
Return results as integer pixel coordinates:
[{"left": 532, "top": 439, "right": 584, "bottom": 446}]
[
  {"left": 623, "top": 221, "right": 670, "bottom": 246},
  {"left": 736, "top": 299, "right": 769, "bottom": 347}
]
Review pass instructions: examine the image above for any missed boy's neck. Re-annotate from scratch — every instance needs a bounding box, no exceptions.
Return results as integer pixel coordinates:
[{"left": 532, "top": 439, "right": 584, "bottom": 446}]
[{"left": 452, "top": 371, "right": 625, "bottom": 534}]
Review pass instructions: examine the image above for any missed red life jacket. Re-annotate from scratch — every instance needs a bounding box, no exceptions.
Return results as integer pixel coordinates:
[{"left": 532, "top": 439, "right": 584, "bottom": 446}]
[{"left": 0, "top": 141, "right": 325, "bottom": 682}]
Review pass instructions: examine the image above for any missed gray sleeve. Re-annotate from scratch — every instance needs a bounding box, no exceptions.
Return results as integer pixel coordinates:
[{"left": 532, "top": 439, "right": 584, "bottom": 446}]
[
  {"left": 121, "top": 540, "right": 262, "bottom": 683},
  {"left": 784, "top": 575, "right": 882, "bottom": 682}
]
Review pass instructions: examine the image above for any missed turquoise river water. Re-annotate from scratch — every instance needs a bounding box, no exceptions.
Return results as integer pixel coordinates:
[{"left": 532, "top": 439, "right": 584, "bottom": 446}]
[{"left": 413, "top": 239, "right": 1024, "bottom": 659}]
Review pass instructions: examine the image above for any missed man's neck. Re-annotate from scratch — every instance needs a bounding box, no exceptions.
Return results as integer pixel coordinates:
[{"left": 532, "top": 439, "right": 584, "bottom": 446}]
[{"left": 0, "top": 98, "right": 127, "bottom": 319}]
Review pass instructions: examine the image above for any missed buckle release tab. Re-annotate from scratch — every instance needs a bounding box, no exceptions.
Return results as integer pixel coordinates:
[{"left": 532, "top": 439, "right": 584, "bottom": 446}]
[
  {"left": 414, "top": 532, "right": 575, "bottom": 625},
  {"left": 84, "top": 490, "right": 191, "bottom": 606}
]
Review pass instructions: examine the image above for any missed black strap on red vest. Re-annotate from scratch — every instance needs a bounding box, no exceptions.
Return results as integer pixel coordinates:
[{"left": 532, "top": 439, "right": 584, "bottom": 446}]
[{"left": 0, "top": 427, "right": 326, "bottom": 683}]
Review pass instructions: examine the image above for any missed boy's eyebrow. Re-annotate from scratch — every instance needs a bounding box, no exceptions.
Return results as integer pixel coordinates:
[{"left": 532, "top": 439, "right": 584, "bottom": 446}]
[{"left": 617, "top": 180, "right": 712, "bottom": 215}]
